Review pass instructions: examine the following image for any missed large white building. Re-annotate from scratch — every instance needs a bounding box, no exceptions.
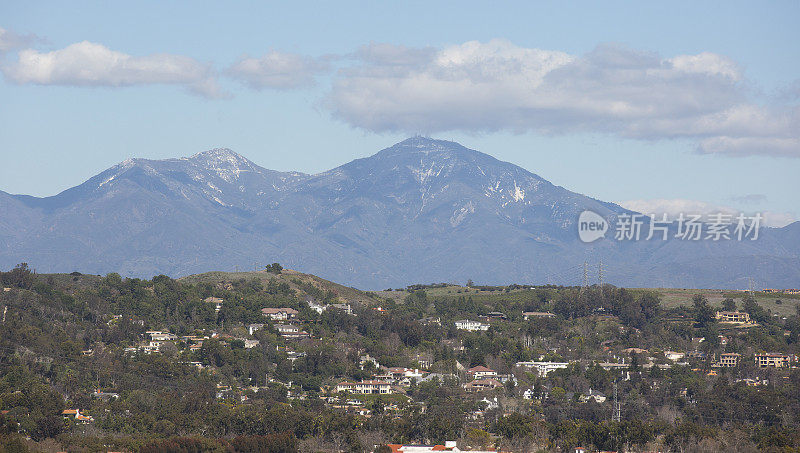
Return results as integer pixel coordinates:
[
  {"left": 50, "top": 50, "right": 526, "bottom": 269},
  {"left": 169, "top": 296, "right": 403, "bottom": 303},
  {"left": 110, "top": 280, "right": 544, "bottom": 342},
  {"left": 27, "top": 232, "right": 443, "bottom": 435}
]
[
  {"left": 336, "top": 380, "right": 392, "bottom": 394},
  {"left": 454, "top": 319, "right": 490, "bottom": 331},
  {"left": 515, "top": 361, "right": 570, "bottom": 377}
]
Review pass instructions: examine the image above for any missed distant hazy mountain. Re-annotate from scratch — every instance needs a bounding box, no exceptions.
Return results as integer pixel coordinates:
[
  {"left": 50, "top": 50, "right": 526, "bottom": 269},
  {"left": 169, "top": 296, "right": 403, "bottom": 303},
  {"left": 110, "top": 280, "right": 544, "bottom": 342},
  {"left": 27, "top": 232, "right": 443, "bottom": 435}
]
[{"left": 1, "top": 137, "right": 798, "bottom": 289}]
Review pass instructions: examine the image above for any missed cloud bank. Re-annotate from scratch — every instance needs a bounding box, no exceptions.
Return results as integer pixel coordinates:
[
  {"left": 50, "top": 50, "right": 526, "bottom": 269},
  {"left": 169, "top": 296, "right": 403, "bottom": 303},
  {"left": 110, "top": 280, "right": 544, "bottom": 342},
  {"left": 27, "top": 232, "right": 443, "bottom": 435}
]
[
  {"left": 327, "top": 40, "right": 800, "bottom": 158},
  {"left": 1, "top": 31, "right": 798, "bottom": 157},
  {"left": 1, "top": 40, "right": 224, "bottom": 98},
  {"left": 226, "top": 51, "right": 330, "bottom": 89}
]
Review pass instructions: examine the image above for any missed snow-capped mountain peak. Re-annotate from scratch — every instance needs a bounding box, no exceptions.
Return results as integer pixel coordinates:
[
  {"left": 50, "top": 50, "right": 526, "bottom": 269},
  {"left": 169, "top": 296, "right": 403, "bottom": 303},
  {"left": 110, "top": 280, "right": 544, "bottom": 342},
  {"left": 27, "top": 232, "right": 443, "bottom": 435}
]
[{"left": 188, "top": 148, "right": 258, "bottom": 183}]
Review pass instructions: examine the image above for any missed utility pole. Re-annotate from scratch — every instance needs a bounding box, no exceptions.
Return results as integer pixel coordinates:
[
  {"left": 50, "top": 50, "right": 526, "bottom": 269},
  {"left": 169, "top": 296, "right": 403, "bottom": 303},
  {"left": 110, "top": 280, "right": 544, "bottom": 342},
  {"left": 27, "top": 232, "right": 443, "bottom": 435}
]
[
  {"left": 612, "top": 380, "right": 621, "bottom": 422},
  {"left": 748, "top": 277, "right": 755, "bottom": 297}
]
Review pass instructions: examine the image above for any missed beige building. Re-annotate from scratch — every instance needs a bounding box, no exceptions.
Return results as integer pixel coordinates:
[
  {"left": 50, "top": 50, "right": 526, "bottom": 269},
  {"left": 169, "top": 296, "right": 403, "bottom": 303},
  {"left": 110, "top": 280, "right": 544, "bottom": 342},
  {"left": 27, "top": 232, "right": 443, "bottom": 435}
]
[
  {"left": 336, "top": 380, "right": 392, "bottom": 394},
  {"left": 715, "top": 311, "right": 750, "bottom": 324},
  {"left": 714, "top": 353, "right": 741, "bottom": 367},
  {"left": 463, "top": 378, "right": 502, "bottom": 393},
  {"left": 755, "top": 353, "right": 790, "bottom": 368}
]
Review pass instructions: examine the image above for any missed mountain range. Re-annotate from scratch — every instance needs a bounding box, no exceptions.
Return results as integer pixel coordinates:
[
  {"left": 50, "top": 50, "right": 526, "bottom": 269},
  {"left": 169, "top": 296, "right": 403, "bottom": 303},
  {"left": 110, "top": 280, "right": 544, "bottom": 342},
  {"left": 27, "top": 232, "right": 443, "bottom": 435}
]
[{"left": 1, "top": 137, "right": 798, "bottom": 289}]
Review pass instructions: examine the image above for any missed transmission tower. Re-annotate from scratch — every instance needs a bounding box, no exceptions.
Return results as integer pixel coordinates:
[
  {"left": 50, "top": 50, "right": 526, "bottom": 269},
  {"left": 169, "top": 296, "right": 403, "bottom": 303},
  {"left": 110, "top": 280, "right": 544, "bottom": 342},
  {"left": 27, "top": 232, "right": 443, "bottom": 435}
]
[
  {"left": 598, "top": 260, "right": 603, "bottom": 287},
  {"left": 581, "top": 261, "right": 588, "bottom": 292},
  {"left": 597, "top": 260, "right": 605, "bottom": 304},
  {"left": 612, "top": 380, "right": 621, "bottom": 422}
]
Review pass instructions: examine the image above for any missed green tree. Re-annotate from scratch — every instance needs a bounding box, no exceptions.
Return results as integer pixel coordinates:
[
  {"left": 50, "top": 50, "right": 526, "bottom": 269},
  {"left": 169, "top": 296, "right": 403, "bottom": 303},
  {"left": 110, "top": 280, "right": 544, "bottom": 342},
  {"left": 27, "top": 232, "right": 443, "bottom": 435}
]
[
  {"left": 721, "top": 298, "right": 736, "bottom": 311},
  {"left": 693, "top": 294, "right": 715, "bottom": 328}
]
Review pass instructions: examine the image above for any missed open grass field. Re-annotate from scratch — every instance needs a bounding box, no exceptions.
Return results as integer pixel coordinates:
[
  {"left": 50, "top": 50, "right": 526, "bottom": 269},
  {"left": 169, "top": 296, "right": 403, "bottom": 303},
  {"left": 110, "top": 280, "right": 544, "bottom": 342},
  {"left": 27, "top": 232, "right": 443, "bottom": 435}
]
[
  {"left": 377, "top": 283, "right": 800, "bottom": 317},
  {"left": 642, "top": 287, "right": 800, "bottom": 317}
]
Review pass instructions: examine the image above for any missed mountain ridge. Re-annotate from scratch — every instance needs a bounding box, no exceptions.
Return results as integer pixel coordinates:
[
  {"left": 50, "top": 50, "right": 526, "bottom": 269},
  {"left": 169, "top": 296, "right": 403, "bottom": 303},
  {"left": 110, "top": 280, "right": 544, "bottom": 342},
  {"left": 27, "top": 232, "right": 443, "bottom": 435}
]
[{"left": 1, "top": 137, "right": 798, "bottom": 289}]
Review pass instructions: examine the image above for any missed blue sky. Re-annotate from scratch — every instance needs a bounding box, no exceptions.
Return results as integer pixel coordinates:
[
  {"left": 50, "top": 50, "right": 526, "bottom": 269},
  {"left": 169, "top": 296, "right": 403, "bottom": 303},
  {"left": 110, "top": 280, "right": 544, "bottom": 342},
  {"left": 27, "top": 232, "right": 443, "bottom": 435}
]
[{"left": 1, "top": 1, "right": 798, "bottom": 225}]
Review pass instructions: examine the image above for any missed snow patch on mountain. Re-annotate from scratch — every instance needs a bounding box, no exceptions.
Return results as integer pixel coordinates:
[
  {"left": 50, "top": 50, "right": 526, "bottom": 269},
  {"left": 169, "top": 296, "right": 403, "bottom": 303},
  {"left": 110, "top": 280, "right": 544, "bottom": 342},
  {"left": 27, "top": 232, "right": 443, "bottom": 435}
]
[
  {"left": 512, "top": 182, "right": 525, "bottom": 202},
  {"left": 190, "top": 148, "right": 255, "bottom": 183},
  {"left": 450, "top": 201, "right": 475, "bottom": 227}
]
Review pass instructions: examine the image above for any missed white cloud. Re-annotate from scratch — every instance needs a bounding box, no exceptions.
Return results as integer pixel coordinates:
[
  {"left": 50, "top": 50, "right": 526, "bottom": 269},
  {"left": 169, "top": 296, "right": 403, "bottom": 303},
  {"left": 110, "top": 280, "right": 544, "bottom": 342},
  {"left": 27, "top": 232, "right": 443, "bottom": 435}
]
[
  {"left": 1, "top": 41, "right": 225, "bottom": 98},
  {"left": 729, "top": 194, "right": 767, "bottom": 205},
  {"left": 668, "top": 52, "right": 741, "bottom": 81},
  {"left": 620, "top": 198, "right": 795, "bottom": 228},
  {"left": 327, "top": 40, "right": 800, "bottom": 157},
  {"left": 226, "top": 51, "right": 330, "bottom": 89},
  {"left": 697, "top": 136, "right": 800, "bottom": 158},
  {"left": 0, "top": 27, "right": 41, "bottom": 54}
]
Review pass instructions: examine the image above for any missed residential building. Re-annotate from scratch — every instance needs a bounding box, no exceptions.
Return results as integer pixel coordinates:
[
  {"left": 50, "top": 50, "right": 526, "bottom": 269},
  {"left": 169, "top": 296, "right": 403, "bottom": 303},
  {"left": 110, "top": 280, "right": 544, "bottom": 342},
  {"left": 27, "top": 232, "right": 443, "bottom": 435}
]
[
  {"left": 580, "top": 388, "right": 607, "bottom": 403},
  {"left": 522, "top": 311, "right": 555, "bottom": 320},
  {"left": 336, "top": 380, "right": 392, "bottom": 394},
  {"left": 523, "top": 388, "right": 537, "bottom": 400},
  {"left": 484, "top": 311, "right": 507, "bottom": 319},
  {"left": 418, "top": 316, "right": 441, "bottom": 326},
  {"left": 62, "top": 409, "right": 93, "bottom": 423},
  {"left": 330, "top": 303, "right": 353, "bottom": 315},
  {"left": 385, "top": 441, "right": 495, "bottom": 452},
  {"left": 307, "top": 301, "right": 353, "bottom": 315},
  {"left": 261, "top": 307, "right": 299, "bottom": 321},
  {"left": 141, "top": 331, "right": 177, "bottom": 353},
  {"left": 735, "top": 378, "right": 769, "bottom": 386},
  {"left": 360, "top": 354, "right": 380, "bottom": 370},
  {"left": 598, "top": 362, "right": 630, "bottom": 371},
  {"left": 516, "top": 361, "right": 570, "bottom": 377},
  {"left": 715, "top": 311, "right": 751, "bottom": 324},
  {"left": 755, "top": 353, "right": 790, "bottom": 368},
  {"left": 248, "top": 323, "right": 265, "bottom": 335},
  {"left": 387, "top": 367, "right": 425, "bottom": 381},
  {"left": 454, "top": 319, "right": 489, "bottom": 331},
  {"left": 147, "top": 331, "right": 177, "bottom": 342},
  {"left": 204, "top": 296, "right": 224, "bottom": 313},
  {"left": 664, "top": 350, "right": 686, "bottom": 361},
  {"left": 91, "top": 390, "right": 119, "bottom": 401},
  {"left": 714, "top": 353, "right": 741, "bottom": 367},
  {"left": 463, "top": 379, "right": 502, "bottom": 393},
  {"left": 466, "top": 366, "right": 497, "bottom": 380},
  {"left": 275, "top": 324, "right": 310, "bottom": 339}
]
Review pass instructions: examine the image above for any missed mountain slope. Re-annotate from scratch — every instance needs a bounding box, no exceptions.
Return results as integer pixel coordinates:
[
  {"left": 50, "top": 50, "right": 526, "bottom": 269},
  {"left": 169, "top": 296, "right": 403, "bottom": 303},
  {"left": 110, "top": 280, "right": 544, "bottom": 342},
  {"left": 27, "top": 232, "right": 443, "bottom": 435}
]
[{"left": 1, "top": 138, "right": 798, "bottom": 289}]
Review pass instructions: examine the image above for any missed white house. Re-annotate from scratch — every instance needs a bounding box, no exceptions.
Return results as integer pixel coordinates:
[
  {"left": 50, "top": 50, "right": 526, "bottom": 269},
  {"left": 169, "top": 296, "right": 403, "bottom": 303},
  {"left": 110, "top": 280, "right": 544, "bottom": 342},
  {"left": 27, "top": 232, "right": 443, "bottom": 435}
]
[
  {"left": 466, "top": 366, "right": 497, "bottom": 380},
  {"left": 523, "top": 388, "right": 537, "bottom": 400},
  {"left": 664, "top": 350, "right": 686, "bottom": 361},
  {"left": 454, "top": 319, "right": 490, "bottom": 331},
  {"left": 307, "top": 300, "right": 327, "bottom": 314},
  {"left": 515, "top": 361, "right": 570, "bottom": 377},
  {"left": 275, "top": 324, "right": 310, "bottom": 339},
  {"left": 261, "top": 307, "right": 299, "bottom": 321},
  {"left": 580, "top": 388, "right": 607, "bottom": 403},
  {"left": 359, "top": 354, "right": 380, "bottom": 370},
  {"left": 248, "top": 323, "right": 265, "bottom": 335}
]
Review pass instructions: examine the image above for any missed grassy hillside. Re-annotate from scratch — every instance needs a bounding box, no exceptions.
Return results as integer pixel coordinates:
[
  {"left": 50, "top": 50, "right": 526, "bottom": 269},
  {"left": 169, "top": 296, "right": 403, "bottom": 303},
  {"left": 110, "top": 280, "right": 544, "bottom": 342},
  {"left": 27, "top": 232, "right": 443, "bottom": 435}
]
[{"left": 179, "top": 268, "right": 384, "bottom": 306}]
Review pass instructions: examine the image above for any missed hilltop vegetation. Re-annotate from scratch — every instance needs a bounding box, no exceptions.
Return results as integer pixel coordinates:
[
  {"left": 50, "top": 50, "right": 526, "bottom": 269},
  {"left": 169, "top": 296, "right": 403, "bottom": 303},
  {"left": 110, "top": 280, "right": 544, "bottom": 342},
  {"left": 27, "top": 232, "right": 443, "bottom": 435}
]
[{"left": 1, "top": 263, "right": 799, "bottom": 452}]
